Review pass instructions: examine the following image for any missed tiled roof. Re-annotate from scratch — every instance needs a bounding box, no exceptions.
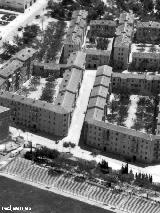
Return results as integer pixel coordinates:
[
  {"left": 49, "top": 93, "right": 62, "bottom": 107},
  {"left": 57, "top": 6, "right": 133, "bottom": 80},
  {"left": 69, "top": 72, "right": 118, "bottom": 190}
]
[
  {"left": 59, "top": 68, "right": 82, "bottom": 94},
  {"left": 55, "top": 91, "right": 75, "bottom": 111},
  {"left": 137, "top": 21, "right": 160, "bottom": 29},
  {"left": 0, "top": 60, "right": 23, "bottom": 79},
  {"left": 86, "top": 49, "right": 111, "bottom": 56},
  {"left": 88, "top": 96, "right": 106, "bottom": 110},
  {"left": 94, "top": 75, "right": 111, "bottom": 88},
  {"left": 85, "top": 108, "right": 103, "bottom": 121},
  {"left": 114, "top": 35, "right": 131, "bottom": 48},
  {"left": 13, "top": 47, "right": 37, "bottom": 62},
  {"left": 0, "top": 105, "right": 10, "bottom": 114},
  {"left": 132, "top": 52, "right": 160, "bottom": 59},
  {"left": 90, "top": 86, "right": 109, "bottom": 99},
  {"left": 119, "top": 12, "right": 134, "bottom": 25},
  {"left": 116, "top": 23, "right": 133, "bottom": 37},
  {"left": 66, "top": 51, "right": 86, "bottom": 70},
  {"left": 96, "top": 65, "right": 112, "bottom": 77},
  {"left": 0, "top": 91, "right": 69, "bottom": 114},
  {"left": 90, "top": 20, "right": 116, "bottom": 27}
]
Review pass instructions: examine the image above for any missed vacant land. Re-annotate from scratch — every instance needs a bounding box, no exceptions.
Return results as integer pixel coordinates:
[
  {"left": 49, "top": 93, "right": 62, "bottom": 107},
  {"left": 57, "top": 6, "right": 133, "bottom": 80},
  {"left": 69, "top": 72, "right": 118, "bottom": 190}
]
[{"left": 0, "top": 176, "right": 114, "bottom": 213}]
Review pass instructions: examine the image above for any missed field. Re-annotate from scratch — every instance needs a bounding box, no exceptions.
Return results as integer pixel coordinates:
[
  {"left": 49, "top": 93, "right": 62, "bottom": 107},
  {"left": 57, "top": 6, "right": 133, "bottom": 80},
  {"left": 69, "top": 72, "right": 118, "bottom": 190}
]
[{"left": 0, "top": 176, "right": 114, "bottom": 213}]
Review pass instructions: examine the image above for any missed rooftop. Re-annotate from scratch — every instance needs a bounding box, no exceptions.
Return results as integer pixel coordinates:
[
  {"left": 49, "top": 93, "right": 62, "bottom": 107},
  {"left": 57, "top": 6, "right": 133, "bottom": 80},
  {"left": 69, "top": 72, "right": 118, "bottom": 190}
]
[
  {"left": 114, "top": 34, "right": 131, "bottom": 48},
  {"left": 0, "top": 91, "right": 69, "bottom": 114},
  {"left": 86, "top": 48, "right": 111, "bottom": 56},
  {"left": 66, "top": 51, "right": 86, "bottom": 70},
  {"left": 137, "top": 21, "right": 160, "bottom": 29},
  {"left": 13, "top": 47, "right": 37, "bottom": 62},
  {"left": 96, "top": 65, "right": 113, "bottom": 77},
  {"left": 119, "top": 12, "right": 134, "bottom": 25},
  {"left": 116, "top": 23, "right": 133, "bottom": 37},
  {"left": 90, "top": 20, "right": 116, "bottom": 27},
  {"left": 0, "top": 60, "right": 23, "bottom": 79},
  {"left": 0, "top": 105, "right": 10, "bottom": 114}
]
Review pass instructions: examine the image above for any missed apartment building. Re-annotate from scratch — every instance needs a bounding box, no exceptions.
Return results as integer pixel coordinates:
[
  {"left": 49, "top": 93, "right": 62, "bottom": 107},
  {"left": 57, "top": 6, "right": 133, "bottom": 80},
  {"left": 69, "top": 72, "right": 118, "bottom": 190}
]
[
  {"left": 0, "top": 0, "right": 37, "bottom": 12},
  {"left": 115, "top": 23, "right": 133, "bottom": 38},
  {"left": 85, "top": 49, "right": 111, "bottom": 69},
  {"left": 0, "top": 106, "right": 10, "bottom": 142},
  {"left": 131, "top": 52, "right": 160, "bottom": 71},
  {"left": 33, "top": 51, "right": 86, "bottom": 77},
  {"left": 112, "top": 73, "right": 160, "bottom": 95},
  {"left": 89, "top": 20, "right": 116, "bottom": 38},
  {"left": 63, "top": 10, "right": 88, "bottom": 63},
  {"left": 113, "top": 35, "right": 131, "bottom": 70},
  {"left": 33, "top": 63, "right": 66, "bottom": 78},
  {"left": 136, "top": 21, "right": 160, "bottom": 43},
  {"left": 83, "top": 65, "right": 160, "bottom": 163},
  {"left": 0, "top": 48, "right": 37, "bottom": 92},
  {"left": 0, "top": 53, "right": 84, "bottom": 137}
]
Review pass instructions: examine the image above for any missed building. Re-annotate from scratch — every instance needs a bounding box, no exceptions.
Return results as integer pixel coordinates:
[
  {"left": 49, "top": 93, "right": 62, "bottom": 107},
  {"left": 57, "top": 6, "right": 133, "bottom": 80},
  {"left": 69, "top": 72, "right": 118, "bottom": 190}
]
[
  {"left": 0, "top": 47, "right": 37, "bottom": 92},
  {"left": 112, "top": 72, "right": 160, "bottom": 95},
  {"left": 32, "top": 63, "right": 66, "bottom": 78},
  {"left": 83, "top": 65, "right": 160, "bottom": 163},
  {"left": 131, "top": 52, "right": 160, "bottom": 71},
  {"left": 136, "top": 21, "right": 160, "bottom": 43},
  {"left": 33, "top": 51, "right": 86, "bottom": 77},
  {"left": 0, "top": 52, "right": 85, "bottom": 137},
  {"left": 0, "top": 106, "right": 10, "bottom": 142},
  {"left": 0, "top": 0, "right": 37, "bottom": 12},
  {"left": 89, "top": 20, "right": 116, "bottom": 38},
  {"left": 85, "top": 49, "right": 111, "bottom": 69},
  {"left": 63, "top": 10, "right": 88, "bottom": 63},
  {"left": 115, "top": 23, "right": 133, "bottom": 38},
  {"left": 113, "top": 35, "right": 131, "bottom": 70}
]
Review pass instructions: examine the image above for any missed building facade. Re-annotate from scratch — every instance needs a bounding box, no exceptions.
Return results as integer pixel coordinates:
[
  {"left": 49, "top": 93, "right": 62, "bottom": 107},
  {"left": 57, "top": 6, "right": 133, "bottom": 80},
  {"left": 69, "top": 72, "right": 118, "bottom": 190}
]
[
  {"left": 0, "top": 0, "right": 37, "bottom": 12},
  {"left": 89, "top": 20, "right": 116, "bottom": 38},
  {"left": 136, "top": 21, "right": 160, "bottom": 43},
  {"left": 63, "top": 10, "right": 88, "bottom": 63},
  {"left": 0, "top": 106, "right": 10, "bottom": 142},
  {"left": 83, "top": 65, "right": 160, "bottom": 163},
  {"left": 113, "top": 35, "right": 131, "bottom": 70}
]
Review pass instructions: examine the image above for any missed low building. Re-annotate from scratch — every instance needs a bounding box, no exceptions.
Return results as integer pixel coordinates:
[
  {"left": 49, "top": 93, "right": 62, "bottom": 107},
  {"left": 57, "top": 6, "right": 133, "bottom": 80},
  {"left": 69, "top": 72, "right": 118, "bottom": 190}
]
[
  {"left": 89, "top": 20, "right": 116, "bottom": 38},
  {"left": 63, "top": 10, "right": 88, "bottom": 63},
  {"left": 113, "top": 35, "right": 131, "bottom": 70},
  {"left": 0, "top": 0, "right": 37, "bottom": 12},
  {"left": 136, "top": 21, "right": 160, "bottom": 43},
  {"left": 0, "top": 106, "right": 10, "bottom": 142}
]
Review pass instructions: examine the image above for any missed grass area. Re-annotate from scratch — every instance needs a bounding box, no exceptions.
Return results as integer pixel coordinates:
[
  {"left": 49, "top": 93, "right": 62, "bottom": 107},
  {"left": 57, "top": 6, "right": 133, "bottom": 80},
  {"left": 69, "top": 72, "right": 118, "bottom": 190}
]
[
  {"left": 0, "top": 176, "right": 114, "bottom": 213},
  {"left": 132, "top": 96, "right": 157, "bottom": 134},
  {"left": 106, "top": 94, "right": 130, "bottom": 127}
]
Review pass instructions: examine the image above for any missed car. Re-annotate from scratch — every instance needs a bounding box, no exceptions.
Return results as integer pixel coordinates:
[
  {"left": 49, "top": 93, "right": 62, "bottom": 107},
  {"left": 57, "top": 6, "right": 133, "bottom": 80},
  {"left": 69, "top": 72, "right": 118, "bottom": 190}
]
[{"left": 18, "top": 27, "right": 23, "bottom": 31}]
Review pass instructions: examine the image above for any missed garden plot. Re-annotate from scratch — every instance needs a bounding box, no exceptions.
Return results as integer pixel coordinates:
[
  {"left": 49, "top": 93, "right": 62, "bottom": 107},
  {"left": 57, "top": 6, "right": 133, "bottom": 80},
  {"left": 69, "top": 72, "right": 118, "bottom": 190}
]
[{"left": 131, "top": 96, "right": 157, "bottom": 134}]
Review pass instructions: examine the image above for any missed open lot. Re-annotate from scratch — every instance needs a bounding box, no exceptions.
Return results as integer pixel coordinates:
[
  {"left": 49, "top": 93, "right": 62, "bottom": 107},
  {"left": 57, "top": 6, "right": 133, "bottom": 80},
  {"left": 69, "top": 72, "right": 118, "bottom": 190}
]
[{"left": 0, "top": 176, "right": 113, "bottom": 213}]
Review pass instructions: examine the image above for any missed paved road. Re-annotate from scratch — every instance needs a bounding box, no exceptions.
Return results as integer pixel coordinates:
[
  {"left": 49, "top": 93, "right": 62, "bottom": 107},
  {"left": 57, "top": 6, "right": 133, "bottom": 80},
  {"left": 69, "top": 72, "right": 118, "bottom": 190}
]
[{"left": 0, "top": 0, "right": 48, "bottom": 47}]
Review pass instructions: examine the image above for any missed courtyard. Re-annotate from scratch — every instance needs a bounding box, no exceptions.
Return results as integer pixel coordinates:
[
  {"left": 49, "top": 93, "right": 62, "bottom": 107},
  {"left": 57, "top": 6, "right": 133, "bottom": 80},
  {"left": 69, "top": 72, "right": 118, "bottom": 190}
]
[{"left": 106, "top": 93, "right": 158, "bottom": 134}]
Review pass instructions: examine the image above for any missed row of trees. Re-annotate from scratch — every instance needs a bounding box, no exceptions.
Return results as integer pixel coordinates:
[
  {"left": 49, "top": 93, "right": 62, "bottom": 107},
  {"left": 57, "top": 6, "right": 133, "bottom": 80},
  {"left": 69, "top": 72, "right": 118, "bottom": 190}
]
[
  {"left": 24, "top": 147, "right": 60, "bottom": 162},
  {"left": 48, "top": 0, "right": 106, "bottom": 23}
]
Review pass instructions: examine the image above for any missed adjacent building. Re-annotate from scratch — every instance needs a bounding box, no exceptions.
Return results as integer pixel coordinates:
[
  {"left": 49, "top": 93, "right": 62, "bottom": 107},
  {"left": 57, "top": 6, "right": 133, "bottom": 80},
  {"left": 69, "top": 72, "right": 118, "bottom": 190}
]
[
  {"left": 83, "top": 65, "right": 160, "bottom": 163},
  {"left": 0, "top": 0, "right": 37, "bottom": 12},
  {"left": 0, "top": 106, "right": 10, "bottom": 142},
  {"left": 136, "top": 21, "right": 160, "bottom": 43},
  {"left": 113, "top": 35, "right": 131, "bottom": 70},
  {"left": 63, "top": 10, "right": 88, "bottom": 63},
  {"left": 89, "top": 20, "right": 116, "bottom": 38}
]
